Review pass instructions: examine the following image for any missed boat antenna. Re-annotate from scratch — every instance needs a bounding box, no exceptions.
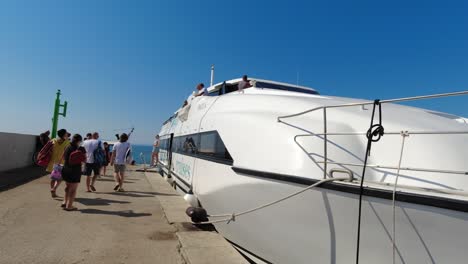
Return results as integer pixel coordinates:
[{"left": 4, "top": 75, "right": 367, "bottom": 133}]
[
  {"left": 115, "top": 127, "right": 134, "bottom": 140},
  {"left": 128, "top": 127, "right": 135, "bottom": 138},
  {"left": 296, "top": 72, "right": 300, "bottom": 85},
  {"left": 210, "top": 65, "right": 215, "bottom": 87}
]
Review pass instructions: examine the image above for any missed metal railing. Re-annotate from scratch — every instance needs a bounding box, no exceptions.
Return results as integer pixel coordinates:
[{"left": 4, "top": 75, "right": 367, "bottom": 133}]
[{"left": 277, "top": 90, "right": 468, "bottom": 180}]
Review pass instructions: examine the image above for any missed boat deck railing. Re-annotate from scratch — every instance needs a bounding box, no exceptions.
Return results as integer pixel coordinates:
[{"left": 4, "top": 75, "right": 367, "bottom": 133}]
[{"left": 277, "top": 90, "right": 468, "bottom": 180}]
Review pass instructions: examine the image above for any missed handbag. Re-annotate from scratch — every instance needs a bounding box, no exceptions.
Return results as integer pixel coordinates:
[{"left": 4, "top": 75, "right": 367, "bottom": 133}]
[
  {"left": 50, "top": 153, "right": 64, "bottom": 181},
  {"left": 50, "top": 164, "right": 63, "bottom": 180}
]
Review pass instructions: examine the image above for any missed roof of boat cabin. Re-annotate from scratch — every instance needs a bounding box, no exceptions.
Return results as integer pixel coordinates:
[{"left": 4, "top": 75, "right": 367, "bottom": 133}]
[
  {"left": 162, "top": 78, "right": 319, "bottom": 125},
  {"left": 207, "top": 78, "right": 318, "bottom": 93}
]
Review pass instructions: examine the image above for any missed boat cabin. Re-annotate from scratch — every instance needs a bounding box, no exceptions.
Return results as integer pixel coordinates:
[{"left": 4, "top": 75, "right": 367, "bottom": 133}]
[{"left": 205, "top": 78, "right": 319, "bottom": 96}]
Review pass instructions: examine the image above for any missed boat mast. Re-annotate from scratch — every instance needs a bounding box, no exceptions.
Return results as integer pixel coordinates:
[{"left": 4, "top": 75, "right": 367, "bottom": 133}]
[{"left": 210, "top": 65, "right": 215, "bottom": 87}]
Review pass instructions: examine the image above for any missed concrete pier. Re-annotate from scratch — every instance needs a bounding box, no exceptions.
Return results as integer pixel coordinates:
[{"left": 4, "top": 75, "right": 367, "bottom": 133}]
[
  {"left": 0, "top": 132, "right": 37, "bottom": 172},
  {"left": 0, "top": 167, "right": 247, "bottom": 264}
]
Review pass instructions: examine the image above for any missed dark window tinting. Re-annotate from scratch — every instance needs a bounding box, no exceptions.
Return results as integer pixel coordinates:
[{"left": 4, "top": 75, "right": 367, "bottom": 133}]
[
  {"left": 160, "top": 138, "right": 170, "bottom": 151},
  {"left": 255, "top": 81, "right": 319, "bottom": 95},
  {"left": 172, "top": 135, "right": 198, "bottom": 154},
  {"left": 160, "top": 131, "right": 233, "bottom": 164},
  {"left": 198, "top": 131, "right": 232, "bottom": 161},
  {"left": 208, "top": 82, "right": 239, "bottom": 96}
]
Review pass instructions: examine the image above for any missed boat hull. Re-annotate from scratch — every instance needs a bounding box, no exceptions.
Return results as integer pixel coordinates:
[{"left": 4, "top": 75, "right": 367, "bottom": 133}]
[{"left": 194, "top": 159, "right": 468, "bottom": 264}]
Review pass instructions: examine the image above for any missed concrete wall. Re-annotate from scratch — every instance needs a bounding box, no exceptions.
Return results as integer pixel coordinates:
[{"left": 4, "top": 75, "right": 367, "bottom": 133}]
[{"left": 0, "top": 132, "right": 37, "bottom": 172}]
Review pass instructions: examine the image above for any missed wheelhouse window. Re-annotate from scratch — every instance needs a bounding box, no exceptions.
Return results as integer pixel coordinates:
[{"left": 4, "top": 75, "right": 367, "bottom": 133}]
[
  {"left": 208, "top": 82, "right": 239, "bottom": 96},
  {"left": 208, "top": 80, "right": 318, "bottom": 96},
  {"left": 254, "top": 81, "right": 319, "bottom": 95}
]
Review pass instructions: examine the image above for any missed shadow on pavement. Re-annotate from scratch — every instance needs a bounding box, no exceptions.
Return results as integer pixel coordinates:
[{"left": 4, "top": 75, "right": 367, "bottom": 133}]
[
  {"left": 131, "top": 191, "right": 179, "bottom": 197},
  {"left": 75, "top": 197, "right": 131, "bottom": 206},
  {"left": 79, "top": 209, "right": 152, "bottom": 217},
  {"left": 0, "top": 166, "right": 48, "bottom": 192},
  {"left": 107, "top": 191, "right": 179, "bottom": 198},
  {"left": 96, "top": 178, "right": 135, "bottom": 184}
]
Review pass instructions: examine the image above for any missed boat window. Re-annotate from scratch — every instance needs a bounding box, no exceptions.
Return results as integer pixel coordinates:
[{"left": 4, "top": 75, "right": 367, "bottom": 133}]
[
  {"left": 183, "top": 136, "right": 198, "bottom": 154},
  {"left": 224, "top": 83, "right": 238, "bottom": 94},
  {"left": 198, "top": 131, "right": 232, "bottom": 161},
  {"left": 172, "top": 136, "right": 183, "bottom": 153},
  {"left": 208, "top": 82, "right": 240, "bottom": 96},
  {"left": 208, "top": 89, "right": 222, "bottom": 96},
  {"left": 165, "top": 131, "right": 233, "bottom": 164},
  {"left": 255, "top": 81, "right": 319, "bottom": 95},
  {"left": 160, "top": 138, "right": 170, "bottom": 151},
  {"left": 171, "top": 134, "right": 198, "bottom": 154}
]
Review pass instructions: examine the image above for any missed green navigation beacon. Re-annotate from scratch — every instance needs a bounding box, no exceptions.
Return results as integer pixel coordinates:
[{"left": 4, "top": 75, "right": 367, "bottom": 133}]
[{"left": 51, "top": 89, "right": 68, "bottom": 138}]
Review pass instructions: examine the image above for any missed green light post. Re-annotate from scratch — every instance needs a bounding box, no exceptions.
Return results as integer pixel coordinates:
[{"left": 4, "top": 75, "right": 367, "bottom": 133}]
[{"left": 51, "top": 89, "right": 68, "bottom": 138}]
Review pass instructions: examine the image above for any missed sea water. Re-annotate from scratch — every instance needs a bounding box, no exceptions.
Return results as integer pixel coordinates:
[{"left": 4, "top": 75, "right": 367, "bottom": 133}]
[{"left": 130, "top": 144, "right": 153, "bottom": 165}]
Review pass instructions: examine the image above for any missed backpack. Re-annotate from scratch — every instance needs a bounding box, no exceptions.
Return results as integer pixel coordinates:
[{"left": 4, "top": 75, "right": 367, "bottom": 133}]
[
  {"left": 69, "top": 147, "right": 86, "bottom": 165},
  {"left": 93, "top": 141, "right": 106, "bottom": 166},
  {"left": 36, "top": 140, "right": 53, "bottom": 167}
]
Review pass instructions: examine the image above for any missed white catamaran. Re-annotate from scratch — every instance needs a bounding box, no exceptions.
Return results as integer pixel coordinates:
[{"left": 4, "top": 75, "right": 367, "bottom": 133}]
[{"left": 157, "top": 77, "right": 468, "bottom": 264}]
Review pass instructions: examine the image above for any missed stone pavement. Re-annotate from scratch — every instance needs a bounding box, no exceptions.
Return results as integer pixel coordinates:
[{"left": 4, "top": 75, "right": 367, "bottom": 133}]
[
  {"left": 0, "top": 167, "right": 183, "bottom": 264},
  {"left": 0, "top": 166, "right": 247, "bottom": 264},
  {"left": 143, "top": 170, "right": 248, "bottom": 264}
]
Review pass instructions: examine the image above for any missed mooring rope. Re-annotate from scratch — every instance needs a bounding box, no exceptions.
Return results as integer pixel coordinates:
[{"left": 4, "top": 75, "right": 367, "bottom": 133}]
[
  {"left": 355, "top": 99, "right": 385, "bottom": 264},
  {"left": 194, "top": 176, "right": 350, "bottom": 225}
]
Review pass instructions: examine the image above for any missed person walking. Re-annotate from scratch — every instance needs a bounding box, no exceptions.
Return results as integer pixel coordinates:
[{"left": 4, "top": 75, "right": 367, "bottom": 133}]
[
  {"left": 61, "top": 134, "right": 86, "bottom": 211},
  {"left": 82, "top": 132, "right": 105, "bottom": 192},
  {"left": 34, "top": 130, "right": 50, "bottom": 164},
  {"left": 101, "top": 142, "right": 111, "bottom": 176},
  {"left": 110, "top": 133, "right": 130, "bottom": 192},
  {"left": 46, "top": 129, "right": 70, "bottom": 198},
  {"left": 151, "top": 135, "right": 160, "bottom": 167},
  {"left": 39, "top": 130, "right": 50, "bottom": 148}
]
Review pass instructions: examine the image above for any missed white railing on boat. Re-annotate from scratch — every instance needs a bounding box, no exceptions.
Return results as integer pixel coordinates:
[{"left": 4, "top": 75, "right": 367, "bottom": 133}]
[{"left": 277, "top": 90, "right": 468, "bottom": 180}]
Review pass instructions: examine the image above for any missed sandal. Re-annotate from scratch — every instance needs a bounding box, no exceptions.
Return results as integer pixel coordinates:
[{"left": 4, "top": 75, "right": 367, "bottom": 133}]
[
  {"left": 60, "top": 203, "right": 66, "bottom": 208},
  {"left": 113, "top": 184, "right": 120, "bottom": 191},
  {"left": 64, "top": 207, "right": 78, "bottom": 211},
  {"left": 90, "top": 185, "right": 96, "bottom": 192},
  {"left": 51, "top": 190, "right": 58, "bottom": 198}
]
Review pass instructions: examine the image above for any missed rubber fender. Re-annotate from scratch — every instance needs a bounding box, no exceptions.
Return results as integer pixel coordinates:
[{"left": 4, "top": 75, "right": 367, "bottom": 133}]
[{"left": 186, "top": 207, "right": 208, "bottom": 223}]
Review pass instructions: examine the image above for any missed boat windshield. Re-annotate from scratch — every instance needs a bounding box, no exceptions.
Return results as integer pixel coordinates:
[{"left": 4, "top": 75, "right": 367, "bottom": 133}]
[
  {"left": 208, "top": 80, "right": 320, "bottom": 96},
  {"left": 255, "top": 81, "right": 319, "bottom": 95}
]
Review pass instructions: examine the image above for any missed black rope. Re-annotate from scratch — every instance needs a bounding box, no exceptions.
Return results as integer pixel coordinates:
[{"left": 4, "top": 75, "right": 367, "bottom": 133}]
[{"left": 355, "top": 100, "right": 384, "bottom": 264}]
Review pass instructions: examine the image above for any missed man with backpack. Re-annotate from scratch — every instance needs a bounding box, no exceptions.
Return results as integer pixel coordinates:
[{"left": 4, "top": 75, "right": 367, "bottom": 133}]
[{"left": 82, "top": 132, "right": 105, "bottom": 192}]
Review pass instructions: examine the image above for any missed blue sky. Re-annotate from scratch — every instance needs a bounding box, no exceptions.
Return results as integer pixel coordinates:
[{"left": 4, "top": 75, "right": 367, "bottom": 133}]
[{"left": 1, "top": 0, "right": 467, "bottom": 144}]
